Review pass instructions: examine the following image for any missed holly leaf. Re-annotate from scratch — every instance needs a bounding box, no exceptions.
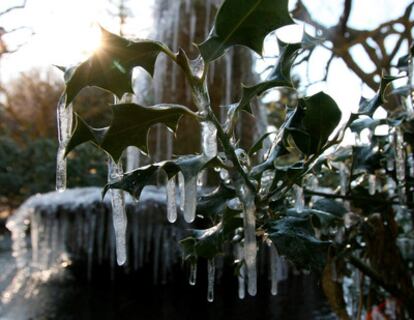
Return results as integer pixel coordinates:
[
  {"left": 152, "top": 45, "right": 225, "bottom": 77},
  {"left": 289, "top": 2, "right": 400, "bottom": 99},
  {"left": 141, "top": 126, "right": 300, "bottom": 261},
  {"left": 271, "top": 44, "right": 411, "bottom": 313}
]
[
  {"left": 289, "top": 92, "right": 341, "bottom": 155},
  {"left": 65, "top": 113, "right": 107, "bottom": 156},
  {"left": 199, "top": 0, "right": 294, "bottom": 62},
  {"left": 268, "top": 216, "right": 330, "bottom": 271},
  {"left": 101, "top": 103, "right": 193, "bottom": 161},
  {"left": 248, "top": 131, "right": 276, "bottom": 156},
  {"left": 66, "top": 103, "right": 194, "bottom": 162},
  {"left": 357, "top": 74, "right": 400, "bottom": 116},
  {"left": 104, "top": 155, "right": 223, "bottom": 199},
  {"left": 64, "top": 27, "right": 166, "bottom": 105},
  {"left": 181, "top": 208, "right": 243, "bottom": 259},
  {"left": 237, "top": 40, "right": 301, "bottom": 112}
]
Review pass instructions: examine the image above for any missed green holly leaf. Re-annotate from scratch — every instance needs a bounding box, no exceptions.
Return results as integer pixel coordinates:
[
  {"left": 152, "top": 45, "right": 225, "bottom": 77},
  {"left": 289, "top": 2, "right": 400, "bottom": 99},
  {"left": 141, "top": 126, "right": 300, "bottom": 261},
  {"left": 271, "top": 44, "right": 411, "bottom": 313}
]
[
  {"left": 268, "top": 216, "right": 330, "bottom": 271},
  {"left": 65, "top": 113, "right": 108, "bottom": 156},
  {"left": 66, "top": 103, "right": 194, "bottom": 162},
  {"left": 101, "top": 103, "right": 194, "bottom": 161},
  {"left": 289, "top": 92, "right": 341, "bottom": 155},
  {"left": 237, "top": 40, "right": 301, "bottom": 112},
  {"left": 199, "top": 0, "right": 294, "bottom": 63},
  {"left": 64, "top": 27, "right": 166, "bottom": 105}
]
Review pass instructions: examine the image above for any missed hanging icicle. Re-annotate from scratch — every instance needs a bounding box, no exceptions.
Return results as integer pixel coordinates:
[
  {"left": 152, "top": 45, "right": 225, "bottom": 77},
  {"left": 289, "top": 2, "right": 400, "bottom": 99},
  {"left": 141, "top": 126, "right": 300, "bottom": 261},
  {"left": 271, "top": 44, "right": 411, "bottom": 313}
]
[
  {"left": 238, "top": 185, "right": 257, "bottom": 296},
  {"left": 234, "top": 242, "right": 245, "bottom": 299},
  {"left": 56, "top": 95, "right": 73, "bottom": 192},
  {"left": 407, "top": 146, "right": 414, "bottom": 178},
  {"left": 166, "top": 176, "right": 177, "bottom": 223},
  {"left": 268, "top": 242, "right": 279, "bottom": 296},
  {"left": 394, "top": 127, "right": 406, "bottom": 204},
  {"left": 189, "top": 260, "right": 197, "bottom": 286},
  {"left": 183, "top": 175, "right": 197, "bottom": 223},
  {"left": 293, "top": 184, "right": 304, "bottom": 213},
  {"left": 207, "top": 258, "right": 215, "bottom": 302},
  {"left": 107, "top": 158, "right": 128, "bottom": 266},
  {"left": 178, "top": 172, "right": 185, "bottom": 212},
  {"left": 201, "top": 121, "right": 218, "bottom": 158},
  {"left": 368, "top": 174, "right": 376, "bottom": 195}
]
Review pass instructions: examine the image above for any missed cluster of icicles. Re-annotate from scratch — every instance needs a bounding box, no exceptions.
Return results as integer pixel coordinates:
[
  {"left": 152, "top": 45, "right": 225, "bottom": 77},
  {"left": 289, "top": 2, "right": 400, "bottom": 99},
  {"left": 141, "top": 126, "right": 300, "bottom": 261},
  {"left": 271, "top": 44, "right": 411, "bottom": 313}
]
[{"left": 55, "top": 86, "right": 264, "bottom": 301}]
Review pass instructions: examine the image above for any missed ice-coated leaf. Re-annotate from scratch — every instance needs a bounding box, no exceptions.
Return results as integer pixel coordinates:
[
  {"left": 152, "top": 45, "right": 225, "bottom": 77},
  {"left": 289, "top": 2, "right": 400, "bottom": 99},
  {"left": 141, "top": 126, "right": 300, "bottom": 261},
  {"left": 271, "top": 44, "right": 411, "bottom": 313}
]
[
  {"left": 181, "top": 208, "right": 242, "bottom": 259},
  {"left": 349, "top": 117, "right": 388, "bottom": 133},
  {"left": 237, "top": 40, "right": 301, "bottom": 112},
  {"left": 64, "top": 27, "right": 166, "bottom": 105},
  {"left": 357, "top": 74, "right": 400, "bottom": 116},
  {"left": 199, "top": 0, "right": 293, "bottom": 62},
  {"left": 312, "top": 199, "right": 347, "bottom": 218},
  {"left": 248, "top": 131, "right": 277, "bottom": 156},
  {"left": 65, "top": 113, "right": 108, "bottom": 156},
  {"left": 289, "top": 92, "right": 341, "bottom": 155},
  {"left": 104, "top": 155, "right": 224, "bottom": 199},
  {"left": 268, "top": 216, "right": 330, "bottom": 271},
  {"left": 102, "top": 103, "right": 194, "bottom": 161},
  {"left": 66, "top": 103, "right": 194, "bottom": 162}
]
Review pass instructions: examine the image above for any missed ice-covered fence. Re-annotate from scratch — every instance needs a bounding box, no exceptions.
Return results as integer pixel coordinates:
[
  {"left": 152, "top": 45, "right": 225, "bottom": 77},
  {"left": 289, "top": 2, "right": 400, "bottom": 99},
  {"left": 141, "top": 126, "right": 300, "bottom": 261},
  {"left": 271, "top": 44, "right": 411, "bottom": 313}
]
[{"left": 6, "top": 186, "right": 187, "bottom": 284}]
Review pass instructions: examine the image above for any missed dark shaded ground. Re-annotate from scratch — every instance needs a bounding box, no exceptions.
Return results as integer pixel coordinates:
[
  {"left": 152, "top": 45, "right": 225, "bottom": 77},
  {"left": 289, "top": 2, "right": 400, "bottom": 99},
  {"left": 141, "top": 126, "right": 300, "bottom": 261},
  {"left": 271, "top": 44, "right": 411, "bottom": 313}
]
[{"left": 0, "top": 230, "right": 336, "bottom": 320}]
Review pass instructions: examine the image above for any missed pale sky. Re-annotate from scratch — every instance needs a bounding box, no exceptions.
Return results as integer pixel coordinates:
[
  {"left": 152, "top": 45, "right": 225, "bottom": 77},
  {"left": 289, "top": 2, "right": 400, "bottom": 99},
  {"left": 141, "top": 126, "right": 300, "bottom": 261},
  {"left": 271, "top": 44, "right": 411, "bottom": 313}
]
[{"left": 0, "top": 0, "right": 412, "bottom": 125}]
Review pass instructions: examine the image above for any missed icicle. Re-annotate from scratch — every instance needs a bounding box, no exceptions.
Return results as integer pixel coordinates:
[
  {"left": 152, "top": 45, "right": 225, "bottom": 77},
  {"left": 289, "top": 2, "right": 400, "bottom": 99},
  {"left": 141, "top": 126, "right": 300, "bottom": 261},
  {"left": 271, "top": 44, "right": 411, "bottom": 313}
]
[
  {"left": 408, "top": 54, "right": 414, "bottom": 118},
  {"left": 155, "top": 124, "right": 163, "bottom": 162},
  {"left": 394, "top": 127, "right": 406, "bottom": 204},
  {"left": 368, "top": 174, "right": 376, "bottom": 195},
  {"left": 234, "top": 243, "right": 245, "bottom": 299},
  {"left": 183, "top": 175, "right": 197, "bottom": 223},
  {"left": 189, "top": 7, "right": 197, "bottom": 46},
  {"left": 56, "top": 95, "right": 73, "bottom": 192},
  {"left": 269, "top": 242, "right": 279, "bottom": 296},
  {"left": 178, "top": 172, "right": 185, "bottom": 212},
  {"left": 207, "top": 258, "right": 215, "bottom": 302},
  {"left": 166, "top": 176, "right": 177, "bottom": 223},
  {"left": 293, "top": 184, "right": 304, "bottom": 213},
  {"left": 107, "top": 158, "right": 128, "bottom": 266},
  {"left": 407, "top": 147, "right": 414, "bottom": 178},
  {"left": 201, "top": 121, "right": 218, "bottom": 158},
  {"left": 166, "top": 130, "right": 173, "bottom": 160},
  {"left": 238, "top": 185, "right": 257, "bottom": 296},
  {"left": 189, "top": 261, "right": 197, "bottom": 286},
  {"left": 126, "top": 146, "right": 140, "bottom": 172},
  {"left": 394, "top": 127, "right": 406, "bottom": 182},
  {"left": 339, "top": 162, "right": 348, "bottom": 196}
]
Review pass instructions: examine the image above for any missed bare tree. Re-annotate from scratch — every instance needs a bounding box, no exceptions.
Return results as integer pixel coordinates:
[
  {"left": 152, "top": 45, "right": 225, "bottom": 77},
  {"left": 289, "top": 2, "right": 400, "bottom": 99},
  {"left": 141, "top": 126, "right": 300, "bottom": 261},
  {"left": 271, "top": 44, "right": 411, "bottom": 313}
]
[
  {"left": 0, "top": 0, "right": 33, "bottom": 56},
  {"left": 292, "top": 0, "right": 414, "bottom": 93}
]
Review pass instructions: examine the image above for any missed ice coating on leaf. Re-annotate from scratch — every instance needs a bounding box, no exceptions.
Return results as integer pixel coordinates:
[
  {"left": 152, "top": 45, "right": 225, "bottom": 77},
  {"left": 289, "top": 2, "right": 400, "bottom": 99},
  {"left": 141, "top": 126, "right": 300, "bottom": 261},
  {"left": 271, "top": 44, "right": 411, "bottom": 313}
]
[
  {"left": 56, "top": 96, "right": 73, "bottom": 192},
  {"left": 183, "top": 175, "right": 197, "bottom": 223},
  {"left": 293, "top": 184, "right": 304, "bottom": 213},
  {"left": 166, "top": 177, "right": 177, "bottom": 223},
  {"left": 269, "top": 242, "right": 279, "bottom": 296},
  {"left": 107, "top": 158, "right": 128, "bottom": 266},
  {"left": 238, "top": 185, "right": 257, "bottom": 296},
  {"left": 189, "top": 261, "right": 197, "bottom": 286},
  {"left": 201, "top": 121, "right": 218, "bottom": 158},
  {"left": 207, "top": 258, "right": 215, "bottom": 302}
]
